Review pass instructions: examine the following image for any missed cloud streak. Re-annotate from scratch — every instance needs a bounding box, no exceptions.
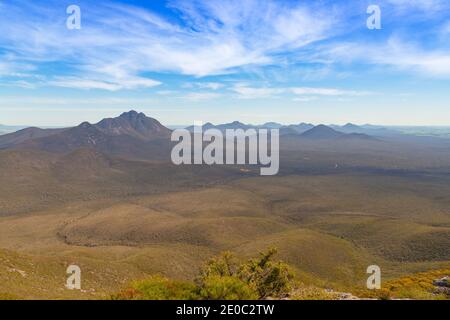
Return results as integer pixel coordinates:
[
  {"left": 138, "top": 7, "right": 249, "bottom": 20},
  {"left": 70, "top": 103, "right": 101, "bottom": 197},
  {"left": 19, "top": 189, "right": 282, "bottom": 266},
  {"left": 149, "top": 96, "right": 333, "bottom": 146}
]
[
  {"left": 232, "top": 85, "right": 372, "bottom": 99},
  {"left": 0, "top": 0, "right": 336, "bottom": 90},
  {"left": 321, "top": 37, "right": 450, "bottom": 77},
  {"left": 0, "top": 0, "right": 449, "bottom": 93}
]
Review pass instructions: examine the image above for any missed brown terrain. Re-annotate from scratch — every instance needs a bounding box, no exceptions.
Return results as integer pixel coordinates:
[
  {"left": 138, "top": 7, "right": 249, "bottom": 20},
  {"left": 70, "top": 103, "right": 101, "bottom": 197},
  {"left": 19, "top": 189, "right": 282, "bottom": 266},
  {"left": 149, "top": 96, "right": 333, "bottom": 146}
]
[{"left": 0, "top": 110, "right": 449, "bottom": 299}]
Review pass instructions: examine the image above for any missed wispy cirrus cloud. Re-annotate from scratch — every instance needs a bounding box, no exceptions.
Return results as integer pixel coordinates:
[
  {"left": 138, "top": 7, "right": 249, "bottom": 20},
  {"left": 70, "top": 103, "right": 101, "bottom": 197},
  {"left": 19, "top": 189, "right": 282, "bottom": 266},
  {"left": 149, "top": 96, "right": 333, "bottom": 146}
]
[
  {"left": 49, "top": 76, "right": 161, "bottom": 91},
  {"left": 386, "top": 0, "right": 447, "bottom": 12},
  {"left": 183, "top": 82, "right": 224, "bottom": 90},
  {"left": 320, "top": 36, "right": 450, "bottom": 77},
  {"left": 291, "top": 87, "right": 372, "bottom": 96},
  {"left": 442, "top": 21, "right": 450, "bottom": 35},
  {"left": 232, "top": 85, "right": 372, "bottom": 99},
  {"left": 182, "top": 92, "right": 222, "bottom": 101},
  {"left": 231, "top": 86, "right": 285, "bottom": 99},
  {"left": 0, "top": 0, "right": 336, "bottom": 90},
  {"left": 0, "top": 0, "right": 449, "bottom": 97},
  {"left": 292, "top": 96, "right": 318, "bottom": 102}
]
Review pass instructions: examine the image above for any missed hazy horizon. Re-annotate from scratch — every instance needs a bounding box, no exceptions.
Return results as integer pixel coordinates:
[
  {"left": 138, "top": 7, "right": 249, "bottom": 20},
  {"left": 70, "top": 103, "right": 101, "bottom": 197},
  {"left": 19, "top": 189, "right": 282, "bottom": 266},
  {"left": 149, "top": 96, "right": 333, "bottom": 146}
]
[{"left": 2, "top": 109, "right": 450, "bottom": 129}]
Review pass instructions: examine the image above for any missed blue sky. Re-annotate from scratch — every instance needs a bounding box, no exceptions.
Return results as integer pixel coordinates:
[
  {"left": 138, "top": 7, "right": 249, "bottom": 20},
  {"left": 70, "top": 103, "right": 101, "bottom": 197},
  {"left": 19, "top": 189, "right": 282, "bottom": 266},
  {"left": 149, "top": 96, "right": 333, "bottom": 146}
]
[{"left": 0, "top": 0, "right": 449, "bottom": 126}]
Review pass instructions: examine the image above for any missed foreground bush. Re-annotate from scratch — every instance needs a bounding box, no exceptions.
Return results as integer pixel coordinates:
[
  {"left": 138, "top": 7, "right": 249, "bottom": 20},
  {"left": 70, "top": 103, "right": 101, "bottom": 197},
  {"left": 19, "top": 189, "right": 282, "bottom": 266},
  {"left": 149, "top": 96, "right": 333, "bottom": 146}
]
[
  {"left": 239, "top": 248, "right": 294, "bottom": 299},
  {"left": 113, "top": 248, "right": 294, "bottom": 300},
  {"left": 112, "top": 275, "right": 197, "bottom": 300},
  {"left": 198, "top": 248, "right": 293, "bottom": 299},
  {"left": 198, "top": 275, "right": 258, "bottom": 300}
]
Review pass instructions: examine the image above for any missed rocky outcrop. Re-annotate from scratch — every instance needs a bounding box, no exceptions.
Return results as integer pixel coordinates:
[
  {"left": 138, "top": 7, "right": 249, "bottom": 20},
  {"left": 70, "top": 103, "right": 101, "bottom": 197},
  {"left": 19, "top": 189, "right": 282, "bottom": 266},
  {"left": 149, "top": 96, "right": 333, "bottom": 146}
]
[{"left": 433, "top": 276, "right": 449, "bottom": 296}]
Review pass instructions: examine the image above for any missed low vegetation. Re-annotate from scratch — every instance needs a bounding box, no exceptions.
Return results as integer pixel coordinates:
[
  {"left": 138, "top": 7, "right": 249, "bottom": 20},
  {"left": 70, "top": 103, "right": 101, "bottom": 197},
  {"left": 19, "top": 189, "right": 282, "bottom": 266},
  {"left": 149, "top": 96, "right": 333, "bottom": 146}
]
[
  {"left": 112, "top": 249, "right": 450, "bottom": 300},
  {"left": 0, "top": 293, "right": 20, "bottom": 300},
  {"left": 112, "top": 248, "right": 294, "bottom": 300},
  {"left": 353, "top": 269, "right": 450, "bottom": 300}
]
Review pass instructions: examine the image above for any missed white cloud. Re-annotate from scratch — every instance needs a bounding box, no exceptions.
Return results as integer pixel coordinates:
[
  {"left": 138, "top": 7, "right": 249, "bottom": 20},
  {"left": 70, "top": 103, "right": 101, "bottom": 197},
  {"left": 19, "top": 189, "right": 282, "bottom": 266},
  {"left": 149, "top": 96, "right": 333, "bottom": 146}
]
[
  {"left": 386, "top": 0, "right": 446, "bottom": 11},
  {"left": 0, "top": 96, "right": 159, "bottom": 106},
  {"left": 442, "top": 21, "right": 450, "bottom": 34},
  {"left": 232, "top": 86, "right": 285, "bottom": 99},
  {"left": 198, "top": 82, "right": 224, "bottom": 90},
  {"left": 156, "top": 90, "right": 177, "bottom": 95},
  {"left": 0, "top": 62, "right": 12, "bottom": 76},
  {"left": 292, "top": 96, "right": 318, "bottom": 102},
  {"left": 0, "top": 0, "right": 336, "bottom": 89},
  {"left": 232, "top": 85, "right": 371, "bottom": 99},
  {"left": 291, "top": 87, "right": 372, "bottom": 96},
  {"left": 183, "top": 82, "right": 224, "bottom": 90},
  {"left": 182, "top": 92, "right": 221, "bottom": 101},
  {"left": 0, "top": 60, "right": 36, "bottom": 77},
  {"left": 0, "top": 0, "right": 448, "bottom": 92},
  {"left": 49, "top": 76, "right": 161, "bottom": 91},
  {"left": 322, "top": 37, "right": 450, "bottom": 77}
]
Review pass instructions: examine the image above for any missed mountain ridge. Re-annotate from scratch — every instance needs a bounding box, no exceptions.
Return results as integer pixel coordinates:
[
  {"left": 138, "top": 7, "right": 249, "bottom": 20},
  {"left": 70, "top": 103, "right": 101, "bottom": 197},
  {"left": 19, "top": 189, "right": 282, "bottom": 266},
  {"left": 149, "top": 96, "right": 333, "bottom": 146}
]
[{"left": 1, "top": 111, "right": 172, "bottom": 151}]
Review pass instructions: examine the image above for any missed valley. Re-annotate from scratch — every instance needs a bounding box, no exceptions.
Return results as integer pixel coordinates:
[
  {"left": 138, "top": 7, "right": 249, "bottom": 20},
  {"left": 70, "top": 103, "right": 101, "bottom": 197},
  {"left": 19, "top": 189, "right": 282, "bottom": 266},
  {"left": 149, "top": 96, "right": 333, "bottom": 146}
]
[{"left": 0, "top": 111, "right": 449, "bottom": 299}]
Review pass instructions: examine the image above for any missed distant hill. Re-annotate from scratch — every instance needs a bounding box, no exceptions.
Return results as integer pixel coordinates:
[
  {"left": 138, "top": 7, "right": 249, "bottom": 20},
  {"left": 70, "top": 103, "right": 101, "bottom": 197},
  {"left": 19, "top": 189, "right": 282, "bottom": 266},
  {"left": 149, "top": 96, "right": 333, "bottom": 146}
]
[
  {"left": 279, "top": 126, "right": 301, "bottom": 136},
  {"left": 281, "top": 123, "right": 314, "bottom": 135},
  {"left": 186, "top": 121, "right": 258, "bottom": 133},
  {"left": 301, "top": 125, "right": 376, "bottom": 140},
  {"left": 330, "top": 123, "right": 402, "bottom": 137},
  {"left": 216, "top": 121, "right": 252, "bottom": 130},
  {"left": 187, "top": 121, "right": 313, "bottom": 135},
  {"left": 18, "top": 122, "right": 111, "bottom": 153},
  {"left": 260, "top": 122, "right": 283, "bottom": 129},
  {"left": 342, "top": 123, "right": 361, "bottom": 130},
  {"left": 187, "top": 121, "right": 378, "bottom": 140},
  {"left": 330, "top": 123, "right": 364, "bottom": 132},
  {"left": 3, "top": 111, "right": 172, "bottom": 157},
  {"left": 3, "top": 111, "right": 172, "bottom": 162},
  {"left": 0, "top": 127, "right": 67, "bottom": 149},
  {"left": 301, "top": 125, "right": 345, "bottom": 139}
]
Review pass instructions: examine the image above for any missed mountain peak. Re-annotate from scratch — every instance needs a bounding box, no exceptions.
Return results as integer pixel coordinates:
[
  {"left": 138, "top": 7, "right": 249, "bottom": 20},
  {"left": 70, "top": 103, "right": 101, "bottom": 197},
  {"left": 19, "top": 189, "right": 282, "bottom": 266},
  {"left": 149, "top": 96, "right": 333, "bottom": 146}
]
[
  {"left": 262, "top": 122, "right": 283, "bottom": 129},
  {"left": 96, "top": 110, "right": 171, "bottom": 140},
  {"left": 119, "top": 110, "right": 145, "bottom": 119},
  {"left": 343, "top": 123, "right": 360, "bottom": 129},
  {"left": 78, "top": 121, "right": 93, "bottom": 129},
  {"left": 315, "top": 124, "right": 334, "bottom": 130},
  {"left": 300, "top": 124, "right": 344, "bottom": 139},
  {"left": 215, "top": 121, "right": 252, "bottom": 131}
]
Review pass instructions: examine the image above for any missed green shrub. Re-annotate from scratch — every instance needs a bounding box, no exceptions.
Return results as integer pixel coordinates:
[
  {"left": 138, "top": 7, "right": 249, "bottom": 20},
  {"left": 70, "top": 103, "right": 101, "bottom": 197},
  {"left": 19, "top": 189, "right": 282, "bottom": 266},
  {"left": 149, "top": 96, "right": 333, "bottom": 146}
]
[
  {"left": 113, "top": 275, "right": 197, "bottom": 300},
  {"left": 239, "top": 248, "right": 294, "bottom": 299},
  {"left": 198, "top": 248, "right": 293, "bottom": 299},
  {"left": 198, "top": 275, "right": 258, "bottom": 300},
  {"left": 198, "top": 251, "right": 238, "bottom": 279},
  {"left": 114, "top": 248, "right": 295, "bottom": 300}
]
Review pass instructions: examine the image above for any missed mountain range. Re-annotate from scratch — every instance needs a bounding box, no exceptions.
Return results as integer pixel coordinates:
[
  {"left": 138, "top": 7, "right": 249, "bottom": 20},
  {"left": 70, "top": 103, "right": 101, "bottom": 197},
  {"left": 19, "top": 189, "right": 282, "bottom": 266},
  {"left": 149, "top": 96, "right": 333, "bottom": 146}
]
[
  {"left": 186, "top": 120, "right": 376, "bottom": 140},
  {"left": 0, "top": 111, "right": 173, "bottom": 159},
  {"left": 0, "top": 111, "right": 383, "bottom": 155}
]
